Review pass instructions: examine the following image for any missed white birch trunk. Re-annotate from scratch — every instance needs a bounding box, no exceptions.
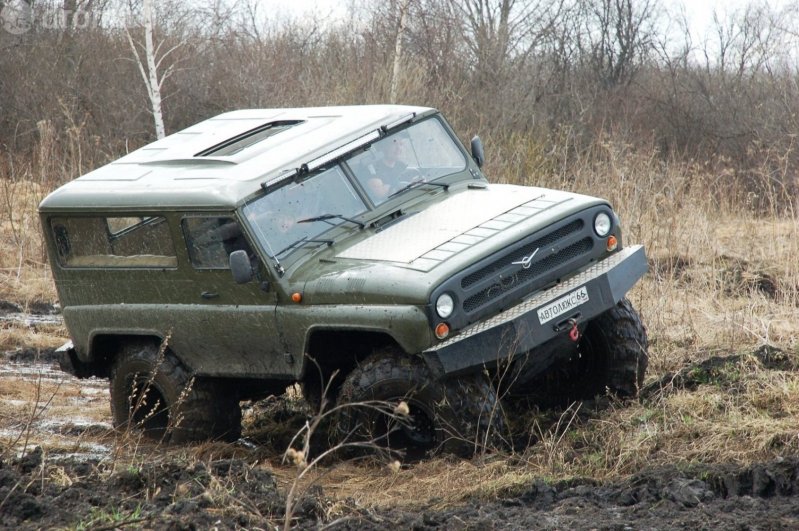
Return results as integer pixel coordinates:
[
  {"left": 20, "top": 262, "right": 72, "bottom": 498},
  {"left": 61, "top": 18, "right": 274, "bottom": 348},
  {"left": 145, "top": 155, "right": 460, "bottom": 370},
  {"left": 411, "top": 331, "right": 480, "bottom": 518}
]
[
  {"left": 126, "top": 0, "right": 166, "bottom": 140},
  {"left": 143, "top": 0, "right": 165, "bottom": 139},
  {"left": 390, "top": 0, "right": 411, "bottom": 104}
]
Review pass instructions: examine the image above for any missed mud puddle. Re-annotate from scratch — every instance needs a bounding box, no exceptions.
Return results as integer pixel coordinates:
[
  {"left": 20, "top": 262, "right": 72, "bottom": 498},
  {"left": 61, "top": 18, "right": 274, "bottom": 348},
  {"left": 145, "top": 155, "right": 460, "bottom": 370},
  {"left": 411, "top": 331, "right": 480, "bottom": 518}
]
[
  {"left": 0, "top": 351, "right": 309, "bottom": 529},
  {"left": 0, "top": 313, "right": 62, "bottom": 327},
  {"left": 0, "top": 360, "right": 65, "bottom": 381},
  {"left": 0, "top": 300, "right": 62, "bottom": 325},
  {"left": 0, "top": 357, "right": 112, "bottom": 463}
]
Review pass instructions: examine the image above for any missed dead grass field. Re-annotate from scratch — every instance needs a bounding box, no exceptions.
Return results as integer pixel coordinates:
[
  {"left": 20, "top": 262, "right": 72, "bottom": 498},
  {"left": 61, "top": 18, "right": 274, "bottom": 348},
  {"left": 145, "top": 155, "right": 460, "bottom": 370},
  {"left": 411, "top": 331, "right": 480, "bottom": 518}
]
[{"left": 2, "top": 148, "right": 799, "bottom": 527}]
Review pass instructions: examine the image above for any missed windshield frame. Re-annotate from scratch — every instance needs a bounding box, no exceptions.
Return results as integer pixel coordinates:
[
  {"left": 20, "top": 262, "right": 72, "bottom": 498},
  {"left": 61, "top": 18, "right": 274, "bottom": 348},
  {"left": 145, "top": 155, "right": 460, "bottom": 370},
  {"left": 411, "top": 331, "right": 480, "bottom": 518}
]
[{"left": 239, "top": 115, "right": 472, "bottom": 269}]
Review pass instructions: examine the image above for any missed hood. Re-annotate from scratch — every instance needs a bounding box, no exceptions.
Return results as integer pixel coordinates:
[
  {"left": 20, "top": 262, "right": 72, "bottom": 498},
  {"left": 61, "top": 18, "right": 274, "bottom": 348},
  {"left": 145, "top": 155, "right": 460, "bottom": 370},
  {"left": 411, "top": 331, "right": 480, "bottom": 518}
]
[
  {"left": 294, "top": 183, "right": 605, "bottom": 305},
  {"left": 336, "top": 183, "right": 584, "bottom": 272}
]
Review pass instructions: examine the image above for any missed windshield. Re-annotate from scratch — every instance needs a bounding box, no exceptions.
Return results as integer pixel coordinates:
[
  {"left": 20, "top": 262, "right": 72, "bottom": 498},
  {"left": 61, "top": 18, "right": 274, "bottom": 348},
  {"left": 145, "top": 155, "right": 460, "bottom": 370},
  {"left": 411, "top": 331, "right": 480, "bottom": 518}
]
[
  {"left": 348, "top": 118, "right": 466, "bottom": 205},
  {"left": 243, "top": 166, "right": 367, "bottom": 258}
]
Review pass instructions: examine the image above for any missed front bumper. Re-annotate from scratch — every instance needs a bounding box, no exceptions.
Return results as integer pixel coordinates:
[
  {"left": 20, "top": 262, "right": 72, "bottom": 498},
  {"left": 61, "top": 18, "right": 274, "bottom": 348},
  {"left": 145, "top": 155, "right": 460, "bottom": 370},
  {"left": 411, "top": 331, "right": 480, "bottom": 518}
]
[{"left": 422, "top": 245, "right": 647, "bottom": 376}]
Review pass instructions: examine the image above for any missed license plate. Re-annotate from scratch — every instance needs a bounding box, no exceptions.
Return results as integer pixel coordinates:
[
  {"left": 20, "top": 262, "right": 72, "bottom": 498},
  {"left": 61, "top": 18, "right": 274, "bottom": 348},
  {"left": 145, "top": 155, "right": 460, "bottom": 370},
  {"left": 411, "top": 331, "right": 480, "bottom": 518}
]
[{"left": 537, "top": 286, "right": 589, "bottom": 325}]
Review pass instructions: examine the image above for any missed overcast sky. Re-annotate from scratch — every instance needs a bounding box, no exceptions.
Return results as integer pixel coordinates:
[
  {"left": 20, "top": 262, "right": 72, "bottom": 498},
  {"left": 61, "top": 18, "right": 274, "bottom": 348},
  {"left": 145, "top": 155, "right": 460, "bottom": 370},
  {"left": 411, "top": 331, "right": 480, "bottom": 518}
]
[{"left": 257, "top": 0, "right": 793, "bottom": 41}]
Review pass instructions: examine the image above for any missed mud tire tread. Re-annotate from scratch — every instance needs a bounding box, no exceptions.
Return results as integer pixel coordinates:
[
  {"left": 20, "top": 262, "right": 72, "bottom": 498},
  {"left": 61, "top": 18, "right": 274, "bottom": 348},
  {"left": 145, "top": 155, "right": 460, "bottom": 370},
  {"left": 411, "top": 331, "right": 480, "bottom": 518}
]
[
  {"left": 581, "top": 297, "right": 649, "bottom": 397},
  {"left": 336, "top": 350, "right": 502, "bottom": 456},
  {"left": 109, "top": 341, "right": 241, "bottom": 443}
]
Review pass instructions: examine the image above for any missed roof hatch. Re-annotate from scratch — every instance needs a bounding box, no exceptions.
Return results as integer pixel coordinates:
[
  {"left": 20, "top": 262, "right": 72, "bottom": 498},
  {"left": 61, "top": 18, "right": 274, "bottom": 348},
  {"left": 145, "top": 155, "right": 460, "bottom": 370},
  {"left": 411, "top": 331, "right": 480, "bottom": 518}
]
[{"left": 195, "top": 120, "right": 304, "bottom": 157}]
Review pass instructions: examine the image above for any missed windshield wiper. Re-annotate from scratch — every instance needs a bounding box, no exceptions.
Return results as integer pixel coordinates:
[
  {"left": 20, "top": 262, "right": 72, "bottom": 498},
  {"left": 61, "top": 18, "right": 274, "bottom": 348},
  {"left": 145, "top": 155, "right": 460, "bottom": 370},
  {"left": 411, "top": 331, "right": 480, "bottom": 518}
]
[
  {"left": 388, "top": 180, "right": 450, "bottom": 199},
  {"left": 297, "top": 213, "right": 365, "bottom": 229},
  {"left": 274, "top": 236, "right": 334, "bottom": 257}
]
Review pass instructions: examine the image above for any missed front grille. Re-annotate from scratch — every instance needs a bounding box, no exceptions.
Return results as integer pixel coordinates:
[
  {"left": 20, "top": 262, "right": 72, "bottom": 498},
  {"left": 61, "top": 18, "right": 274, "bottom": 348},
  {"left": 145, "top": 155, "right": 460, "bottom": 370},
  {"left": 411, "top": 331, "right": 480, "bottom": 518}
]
[
  {"left": 429, "top": 205, "right": 616, "bottom": 332},
  {"left": 463, "top": 237, "right": 593, "bottom": 312},
  {"left": 461, "top": 220, "right": 583, "bottom": 289}
]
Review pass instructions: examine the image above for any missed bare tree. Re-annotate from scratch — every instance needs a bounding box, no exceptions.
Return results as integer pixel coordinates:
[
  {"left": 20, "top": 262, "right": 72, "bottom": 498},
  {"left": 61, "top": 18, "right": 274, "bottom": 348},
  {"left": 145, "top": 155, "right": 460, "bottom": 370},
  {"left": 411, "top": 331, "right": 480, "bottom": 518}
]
[
  {"left": 450, "top": 0, "right": 564, "bottom": 85},
  {"left": 390, "top": 0, "right": 412, "bottom": 103},
  {"left": 125, "top": 0, "right": 185, "bottom": 139},
  {"left": 576, "top": 0, "right": 658, "bottom": 88}
]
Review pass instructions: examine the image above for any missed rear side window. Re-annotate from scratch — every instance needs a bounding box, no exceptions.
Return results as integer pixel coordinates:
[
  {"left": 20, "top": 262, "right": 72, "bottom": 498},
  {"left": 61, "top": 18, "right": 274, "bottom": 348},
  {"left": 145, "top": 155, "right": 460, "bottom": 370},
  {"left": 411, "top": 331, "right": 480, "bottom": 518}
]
[
  {"left": 182, "top": 216, "right": 253, "bottom": 269},
  {"left": 50, "top": 216, "right": 176, "bottom": 268}
]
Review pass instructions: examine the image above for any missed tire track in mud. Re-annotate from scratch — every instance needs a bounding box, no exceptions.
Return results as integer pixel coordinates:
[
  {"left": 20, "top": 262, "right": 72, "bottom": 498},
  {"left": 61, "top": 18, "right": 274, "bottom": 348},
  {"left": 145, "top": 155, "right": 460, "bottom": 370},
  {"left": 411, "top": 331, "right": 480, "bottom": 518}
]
[{"left": 346, "top": 459, "right": 799, "bottom": 530}]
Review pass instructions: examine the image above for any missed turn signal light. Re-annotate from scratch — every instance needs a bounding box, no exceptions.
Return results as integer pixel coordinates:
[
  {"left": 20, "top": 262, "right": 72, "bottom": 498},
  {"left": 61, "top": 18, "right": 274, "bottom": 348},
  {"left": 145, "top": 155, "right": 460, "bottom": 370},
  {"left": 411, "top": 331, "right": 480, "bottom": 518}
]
[
  {"left": 434, "top": 322, "right": 450, "bottom": 339},
  {"left": 606, "top": 235, "right": 618, "bottom": 251},
  {"left": 291, "top": 292, "right": 303, "bottom": 303}
]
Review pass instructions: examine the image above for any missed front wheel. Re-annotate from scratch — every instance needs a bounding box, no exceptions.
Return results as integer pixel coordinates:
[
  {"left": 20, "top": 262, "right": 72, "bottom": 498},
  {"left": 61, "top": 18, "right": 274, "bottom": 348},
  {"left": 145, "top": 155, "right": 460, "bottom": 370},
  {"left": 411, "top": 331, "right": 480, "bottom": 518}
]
[
  {"left": 109, "top": 341, "right": 241, "bottom": 443},
  {"left": 576, "top": 297, "right": 648, "bottom": 398},
  {"left": 335, "top": 351, "right": 503, "bottom": 457}
]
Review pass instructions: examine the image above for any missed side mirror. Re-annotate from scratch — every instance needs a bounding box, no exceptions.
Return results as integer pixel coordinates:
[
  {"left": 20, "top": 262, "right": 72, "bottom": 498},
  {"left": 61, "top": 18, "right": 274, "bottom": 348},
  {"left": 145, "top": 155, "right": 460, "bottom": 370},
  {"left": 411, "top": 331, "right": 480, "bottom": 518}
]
[
  {"left": 470, "top": 135, "right": 485, "bottom": 168},
  {"left": 229, "top": 250, "right": 254, "bottom": 284}
]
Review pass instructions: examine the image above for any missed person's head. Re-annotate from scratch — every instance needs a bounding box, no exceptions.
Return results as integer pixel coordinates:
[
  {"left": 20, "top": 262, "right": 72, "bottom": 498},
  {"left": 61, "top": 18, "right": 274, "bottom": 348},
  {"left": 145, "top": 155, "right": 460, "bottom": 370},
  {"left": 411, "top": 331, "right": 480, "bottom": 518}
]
[{"left": 377, "top": 135, "right": 406, "bottom": 166}]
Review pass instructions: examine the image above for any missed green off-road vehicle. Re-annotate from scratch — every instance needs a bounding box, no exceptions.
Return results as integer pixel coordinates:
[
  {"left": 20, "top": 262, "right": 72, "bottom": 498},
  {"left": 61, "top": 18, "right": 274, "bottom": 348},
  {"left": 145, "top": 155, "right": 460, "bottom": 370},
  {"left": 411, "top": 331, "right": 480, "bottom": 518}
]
[{"left": 40, "top": 105, "right": 648, "bottom": 454}]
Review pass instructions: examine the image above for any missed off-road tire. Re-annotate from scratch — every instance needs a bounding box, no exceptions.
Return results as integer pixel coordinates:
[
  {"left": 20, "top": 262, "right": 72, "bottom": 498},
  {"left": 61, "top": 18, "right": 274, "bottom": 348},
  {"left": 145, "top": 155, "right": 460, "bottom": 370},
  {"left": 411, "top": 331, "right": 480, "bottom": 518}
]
[
  {"left": 110, "top": 341, "right": 241, "bottom": 443},
  {"left": 336, "top": 350, "right": 503, "bottom": 457},
  {"left": 576, "top": 297, "right": 648, "bottom": 398}
]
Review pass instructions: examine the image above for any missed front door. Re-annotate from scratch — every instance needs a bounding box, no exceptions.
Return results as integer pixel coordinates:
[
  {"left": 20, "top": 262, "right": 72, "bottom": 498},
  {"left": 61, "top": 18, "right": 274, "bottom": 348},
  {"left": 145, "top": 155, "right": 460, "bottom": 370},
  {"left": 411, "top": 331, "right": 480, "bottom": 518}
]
[{"left": 173, "top": 214, "right": 292, "bottom": 379}]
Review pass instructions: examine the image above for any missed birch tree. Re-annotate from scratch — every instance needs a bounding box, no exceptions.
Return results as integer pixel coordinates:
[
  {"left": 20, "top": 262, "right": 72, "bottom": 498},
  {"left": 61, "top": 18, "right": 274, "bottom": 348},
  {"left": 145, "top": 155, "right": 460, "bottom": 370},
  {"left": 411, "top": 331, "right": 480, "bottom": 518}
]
[
  {"left": 389, "top": 0, "right": 412, "bottom": 103},
  {"left": 125, "top": 0, "right": 184, "bottom": 139}
]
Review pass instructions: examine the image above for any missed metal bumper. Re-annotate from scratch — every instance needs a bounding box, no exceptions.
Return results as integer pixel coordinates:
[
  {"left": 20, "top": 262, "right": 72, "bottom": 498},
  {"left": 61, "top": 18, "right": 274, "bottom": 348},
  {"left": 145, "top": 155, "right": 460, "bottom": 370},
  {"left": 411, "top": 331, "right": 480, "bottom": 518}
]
[
  {"left": 56, "top": 340, "right": 94, "bottom": 378},
  {"left": 422, "top": 245, "right": 647, "bottom": 376}
]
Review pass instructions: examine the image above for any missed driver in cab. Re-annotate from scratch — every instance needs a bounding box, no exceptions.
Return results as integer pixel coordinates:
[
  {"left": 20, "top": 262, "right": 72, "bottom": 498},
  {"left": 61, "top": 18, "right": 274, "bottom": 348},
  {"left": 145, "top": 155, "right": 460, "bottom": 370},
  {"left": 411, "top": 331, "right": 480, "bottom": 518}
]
[{"left": 363, "top": 136, "right": 410, "bottom": 200}]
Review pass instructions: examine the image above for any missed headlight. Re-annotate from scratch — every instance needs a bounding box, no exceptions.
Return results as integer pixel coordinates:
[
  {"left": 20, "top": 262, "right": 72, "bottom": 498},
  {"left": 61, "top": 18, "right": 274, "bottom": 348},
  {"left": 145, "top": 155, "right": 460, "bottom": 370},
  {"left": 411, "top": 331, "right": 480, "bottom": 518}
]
[
  {"left": 594, "top": 212, "right": 612, "bottom": 237},
  {"left": 435, "top": 293, "right": 454, "bottom": 319}
]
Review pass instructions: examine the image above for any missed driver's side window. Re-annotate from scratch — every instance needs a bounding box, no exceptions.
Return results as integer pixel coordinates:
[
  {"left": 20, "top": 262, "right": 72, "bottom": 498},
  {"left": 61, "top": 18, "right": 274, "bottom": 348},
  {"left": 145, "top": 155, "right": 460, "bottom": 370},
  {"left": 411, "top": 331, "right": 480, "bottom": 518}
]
[{"left": 182, "top": 216, "right": 254, "bottom": 269}]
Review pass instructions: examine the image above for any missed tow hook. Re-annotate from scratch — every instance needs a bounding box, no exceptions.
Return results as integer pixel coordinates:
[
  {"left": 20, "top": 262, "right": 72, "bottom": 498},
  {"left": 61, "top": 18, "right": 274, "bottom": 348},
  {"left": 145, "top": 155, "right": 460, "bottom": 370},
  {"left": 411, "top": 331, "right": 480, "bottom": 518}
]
[
  {"left": 568, "top": 318, "right": 580, "bottom": 342},
  {"left": 554, "top": 314, "right": 581, "bottom": 342}
]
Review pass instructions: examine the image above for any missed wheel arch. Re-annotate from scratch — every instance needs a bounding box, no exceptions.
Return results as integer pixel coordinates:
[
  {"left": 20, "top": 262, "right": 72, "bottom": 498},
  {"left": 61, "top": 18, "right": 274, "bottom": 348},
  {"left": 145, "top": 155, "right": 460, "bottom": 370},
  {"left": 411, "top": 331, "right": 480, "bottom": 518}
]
[
  {"left": 300, "top": 328, "right": 406, "bottom": 400},
  {"left": 86, "top": 332, "right": 167, "bottom": 378}
]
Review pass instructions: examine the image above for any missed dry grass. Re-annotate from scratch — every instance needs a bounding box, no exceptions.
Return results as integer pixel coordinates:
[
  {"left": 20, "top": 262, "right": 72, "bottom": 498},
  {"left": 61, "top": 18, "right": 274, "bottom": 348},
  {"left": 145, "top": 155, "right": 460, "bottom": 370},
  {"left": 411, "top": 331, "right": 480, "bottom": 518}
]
[
  {"left": 291, "top": 346, "right": 799, "bottom": 511},
  {"left": 0, "top": 173, "right": 57, "bottom": 307},
  {"left": 2, "top": 141, "right": 799, "bottom": 514},
  {"left": 0, "top": 155, "right": 62, "bottom": 351},
  {"left": 0, "top": 324, "right": 68, "bottom": 352}
]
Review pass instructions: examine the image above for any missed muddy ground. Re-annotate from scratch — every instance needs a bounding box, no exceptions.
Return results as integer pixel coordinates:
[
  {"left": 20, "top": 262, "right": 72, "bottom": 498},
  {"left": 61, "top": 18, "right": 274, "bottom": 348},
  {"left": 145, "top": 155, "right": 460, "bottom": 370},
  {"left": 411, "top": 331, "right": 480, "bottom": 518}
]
[
  {"left": 2, "top": 305, "right": 799, "bottom": 529},
  {"left": 3, "top": 431, "right": 799, "bottom": 530}
]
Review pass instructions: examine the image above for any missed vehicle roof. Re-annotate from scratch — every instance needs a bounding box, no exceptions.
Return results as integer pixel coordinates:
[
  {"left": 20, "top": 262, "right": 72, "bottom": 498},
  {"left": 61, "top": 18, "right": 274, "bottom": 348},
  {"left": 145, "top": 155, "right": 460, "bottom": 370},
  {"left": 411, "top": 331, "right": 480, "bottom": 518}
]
[{"left": 39, "top": 105, "right": 435, "bottom": 212}]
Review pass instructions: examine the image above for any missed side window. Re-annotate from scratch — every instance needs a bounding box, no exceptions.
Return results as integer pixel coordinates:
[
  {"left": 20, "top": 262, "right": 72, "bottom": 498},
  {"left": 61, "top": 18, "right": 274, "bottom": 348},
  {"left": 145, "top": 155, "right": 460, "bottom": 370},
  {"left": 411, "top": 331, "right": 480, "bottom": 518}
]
[
  {"left": 50, "top": 216, "right": 176, "bottom": 268},
  {"left": 182, "top": 216, "right": 253, "bottom": 269}
]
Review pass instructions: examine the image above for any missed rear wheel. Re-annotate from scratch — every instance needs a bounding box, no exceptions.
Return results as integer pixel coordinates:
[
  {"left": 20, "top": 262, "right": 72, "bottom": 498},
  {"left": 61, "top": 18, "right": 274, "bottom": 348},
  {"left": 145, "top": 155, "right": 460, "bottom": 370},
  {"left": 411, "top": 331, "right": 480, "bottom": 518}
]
[
  {"left": 335, "top": 350, "right": 503, "bottom": 457},
  {"left": 109, "top": 341, "right": 241, "bottom": 443}
]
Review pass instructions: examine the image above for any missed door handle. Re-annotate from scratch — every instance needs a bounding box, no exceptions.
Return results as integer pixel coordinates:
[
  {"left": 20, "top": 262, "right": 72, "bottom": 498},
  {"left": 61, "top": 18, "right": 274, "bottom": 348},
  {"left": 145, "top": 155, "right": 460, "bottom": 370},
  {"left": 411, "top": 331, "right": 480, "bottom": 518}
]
[{"left": 201, "top": 291, "right": 219, "bottom": 300}]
